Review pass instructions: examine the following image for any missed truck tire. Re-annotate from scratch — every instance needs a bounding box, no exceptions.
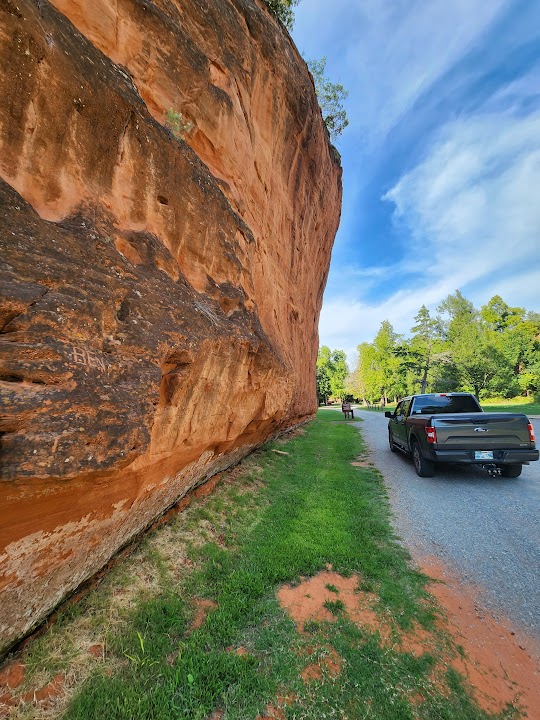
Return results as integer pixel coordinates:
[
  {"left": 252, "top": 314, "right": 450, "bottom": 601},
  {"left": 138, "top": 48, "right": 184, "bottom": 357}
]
[
  {"left": 500, "top": 464, "right": 522, "bottom": 478},
  {"left": 388, "top": 430, "right": 396, "bottom": 452},
  {"left": 412, "top": 440, "right": 435, "bottom": 478}
]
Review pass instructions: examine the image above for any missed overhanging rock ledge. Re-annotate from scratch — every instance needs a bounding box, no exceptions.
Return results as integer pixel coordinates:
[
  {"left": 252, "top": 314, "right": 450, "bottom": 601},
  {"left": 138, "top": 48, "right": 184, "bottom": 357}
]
[{"left": 0, "top": 0, "right": 342, "bottom": 654}]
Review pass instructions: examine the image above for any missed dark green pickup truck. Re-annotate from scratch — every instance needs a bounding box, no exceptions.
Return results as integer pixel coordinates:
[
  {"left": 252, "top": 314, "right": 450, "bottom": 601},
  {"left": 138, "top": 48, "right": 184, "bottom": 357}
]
[{"left": 385, "top": 393, "right": 538, "bottom": 478}]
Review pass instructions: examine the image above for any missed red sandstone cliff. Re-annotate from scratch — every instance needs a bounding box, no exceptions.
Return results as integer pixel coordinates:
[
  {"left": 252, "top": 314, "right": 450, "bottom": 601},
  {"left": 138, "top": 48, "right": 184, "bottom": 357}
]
[{"left": 0, "top": 0, "right": 341, "bottom": 654}]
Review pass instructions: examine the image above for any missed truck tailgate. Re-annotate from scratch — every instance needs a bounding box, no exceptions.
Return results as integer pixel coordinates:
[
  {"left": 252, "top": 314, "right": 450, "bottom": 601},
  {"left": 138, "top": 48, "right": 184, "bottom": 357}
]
[{"left": 432, "top": 413, "right": 532, "bottom": 448}]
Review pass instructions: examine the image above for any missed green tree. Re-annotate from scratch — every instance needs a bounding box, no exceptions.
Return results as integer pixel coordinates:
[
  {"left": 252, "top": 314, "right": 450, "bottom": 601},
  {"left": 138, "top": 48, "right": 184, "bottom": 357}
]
[
  {"left": 316, "top": 346, "right": 332, "bottom": 405},
  {"left": 410, "top": 305, "right": 440, "bottom": 393},
  {"left": 351, "top": 321, "right": 405, "bottom": 405},
  {"left": 263, "top": 0, "right": 300, "bottom": 30},
  {"left": 373, "top": 320, "right": 405, "bottom": 404},
  {"left": 351, "top": 292, "right": 538, "bottom": 402},
  {"left": 316, "top": 365, "right": 332, "bottom": 405},
  {"left": 353, "top": 342, "right": 383, "bottom": 405},
  {"left": 480, "top": 295, "right": 524, "bottom": 332},
  {"left": 437, "top": 290, "right": 475, "bottom": 328},
  {"left": 500, "top": 319, "right": 539, "bottom": 397},
  {"left": 392, "top": 340, "right": 424, "bottom": 395},
  {"left": 329, "top": 349, "right": 349, "bottom": 399},
  {"left": 438, "top": 292, "right": 504, "bottom": 398},
  {"left": 521, "top": 312, "right": 540, "bottom": 399},
  {"left": 475, "top": 296, "right": 540, "bottom": 398},
  {"left": 307, "top": 57, "right": 349, "bottom": 142},
  {"left": 316, "top": 346, "right": 349, "bottom": 402}
]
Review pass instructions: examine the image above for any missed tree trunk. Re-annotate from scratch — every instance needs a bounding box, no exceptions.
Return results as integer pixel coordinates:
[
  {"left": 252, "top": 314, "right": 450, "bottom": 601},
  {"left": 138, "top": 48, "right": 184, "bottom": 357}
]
[
  {"left": 420, "top": 345, "right": 431, "bottom": 393},
  {"left": 420, "top": 365, "right": 429, "bottom": 393}
]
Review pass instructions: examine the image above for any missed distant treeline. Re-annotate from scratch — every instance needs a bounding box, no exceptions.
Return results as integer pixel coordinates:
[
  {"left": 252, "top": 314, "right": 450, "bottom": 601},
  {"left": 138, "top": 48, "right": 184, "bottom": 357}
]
[{"left": 317, "top": 292, "right": 540, "bottom": 405}]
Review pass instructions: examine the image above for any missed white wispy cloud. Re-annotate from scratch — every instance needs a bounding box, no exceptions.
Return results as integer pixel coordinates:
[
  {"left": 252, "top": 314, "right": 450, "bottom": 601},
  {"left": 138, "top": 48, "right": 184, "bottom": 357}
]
[
  {"left": 485, "top": 63, "right": 540, "bottom": 112},
  {"left": 293, "top": 1, "right": 540, "bottom": 364},
  {"left": 321, "top": 109, "right": 540, "bottom": 363},
  {"left": 342, "top": 0, "right": 508, "bottom": 142},
  {"left": 384, "top": 111, "right": 540, "bottom": 285},
  {"left": 295, "top": 0, "right": 508, "bottom": 142}
]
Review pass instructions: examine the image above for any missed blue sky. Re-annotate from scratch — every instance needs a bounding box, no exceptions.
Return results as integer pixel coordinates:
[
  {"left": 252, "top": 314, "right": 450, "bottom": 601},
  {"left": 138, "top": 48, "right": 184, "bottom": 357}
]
[{"left": 291, "top": 0, "right": 540, "bottom": 363}]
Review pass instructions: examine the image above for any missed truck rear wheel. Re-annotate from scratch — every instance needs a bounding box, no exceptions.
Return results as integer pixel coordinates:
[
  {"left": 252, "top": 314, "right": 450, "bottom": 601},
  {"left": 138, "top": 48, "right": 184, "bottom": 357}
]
[
  {"left": 412, "top": 441, "right": 435, "bottom": 478},
  {"left": 500, "top": 464, "right": 522, "bottom": 478}
]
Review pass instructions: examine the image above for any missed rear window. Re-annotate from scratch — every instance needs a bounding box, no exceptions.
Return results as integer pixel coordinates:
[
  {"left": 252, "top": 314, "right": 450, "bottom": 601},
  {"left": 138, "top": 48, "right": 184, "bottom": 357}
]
[{"left": 411, "top": 395, "right": 481, "bottom": 415}]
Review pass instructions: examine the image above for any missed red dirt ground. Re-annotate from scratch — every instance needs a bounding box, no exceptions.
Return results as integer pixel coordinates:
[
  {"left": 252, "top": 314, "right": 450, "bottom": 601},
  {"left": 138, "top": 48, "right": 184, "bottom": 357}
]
[
  {"left": 277, "top": 565, "right": 540, "bottom": 717},
  {"left": 190, "top": 598, "right": 218, "bottom": 631},
  {"left": 277, "top": 569, "right": 381, "bottom": 634},
  {"left": 420, "top": 556, "right": 540, "bottom": 716}
]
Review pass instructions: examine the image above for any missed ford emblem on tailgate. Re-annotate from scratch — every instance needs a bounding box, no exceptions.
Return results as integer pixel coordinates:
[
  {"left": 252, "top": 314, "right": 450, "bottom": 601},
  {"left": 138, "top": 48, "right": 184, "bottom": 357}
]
[{"left": 474, "top": 427, "right": 489, "bottom": 432}]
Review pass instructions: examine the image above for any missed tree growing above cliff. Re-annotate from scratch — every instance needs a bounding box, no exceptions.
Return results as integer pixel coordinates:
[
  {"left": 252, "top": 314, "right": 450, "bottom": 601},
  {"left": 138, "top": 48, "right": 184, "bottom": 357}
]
[
  {"left": 308, "top": 57, "right": 349, "bottom": 142},
  {"left": 261, "top": 6, "right": 348, "bottom": 142},
  {"left": 264, "top": 0, "right": 299, "bottom": 30}
]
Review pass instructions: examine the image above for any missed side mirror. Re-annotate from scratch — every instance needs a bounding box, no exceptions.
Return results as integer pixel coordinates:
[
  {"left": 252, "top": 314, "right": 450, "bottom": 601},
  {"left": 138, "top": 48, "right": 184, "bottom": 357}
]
[{"left": 384, "top": 411, "right": 392, "bottom": 418}]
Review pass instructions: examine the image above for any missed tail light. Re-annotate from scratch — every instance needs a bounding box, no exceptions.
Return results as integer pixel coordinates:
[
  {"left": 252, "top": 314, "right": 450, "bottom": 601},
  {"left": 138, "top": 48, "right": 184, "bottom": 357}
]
[
  {"left": 528, "top": 422, "right": 535, "bottom": 443},
  {"left": 425, "top": 426, "right": 437, "bottom": 444}
]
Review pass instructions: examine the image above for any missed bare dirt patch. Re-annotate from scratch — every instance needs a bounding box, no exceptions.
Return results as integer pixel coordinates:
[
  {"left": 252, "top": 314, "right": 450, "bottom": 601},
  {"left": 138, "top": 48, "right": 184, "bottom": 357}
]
[
  {"left": 350, "top": 451, "right": 374, "bottom": 468},
  {"left": 256, "top": 704, "right": 286, "bottom": 719},
  {"left": 190, "top": 598, "right": 218, "bottom": 631},
  {"left": 0, "top": 665, "right": 24, "bottom": 691},
  {"left": 255, "top": 692, "right": 297, "bottom": 720},
  {"left": 420, "top": 556, "right": 540, "bottom": 717},
  {"left": 277, "top": 565, "right": 540, "bottom": 717},
  {"left": 301, "top": 647, "right": 342, "bottom": 682},
  {"left": 277, "top": 570, "right": 381, "bottom": 634}
]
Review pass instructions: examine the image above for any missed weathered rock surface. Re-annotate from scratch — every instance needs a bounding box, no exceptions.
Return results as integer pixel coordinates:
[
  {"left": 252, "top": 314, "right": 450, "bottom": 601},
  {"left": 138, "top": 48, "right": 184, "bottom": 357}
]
[{"left": 0, "top": 0, "right": 341, "bottom": 654}]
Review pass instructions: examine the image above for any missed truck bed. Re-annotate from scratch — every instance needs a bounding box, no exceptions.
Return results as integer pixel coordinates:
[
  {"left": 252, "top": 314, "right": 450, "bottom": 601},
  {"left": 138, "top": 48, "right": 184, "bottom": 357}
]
[{"left": 429, "top": 413, "right": 532, "bottom": 449}]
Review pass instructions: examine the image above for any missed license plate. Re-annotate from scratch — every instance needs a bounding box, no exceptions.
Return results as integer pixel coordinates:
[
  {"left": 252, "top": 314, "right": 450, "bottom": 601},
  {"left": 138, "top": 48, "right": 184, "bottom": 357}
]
[{"left": 475, "top": 451, "right": 493, "bottom": 460}]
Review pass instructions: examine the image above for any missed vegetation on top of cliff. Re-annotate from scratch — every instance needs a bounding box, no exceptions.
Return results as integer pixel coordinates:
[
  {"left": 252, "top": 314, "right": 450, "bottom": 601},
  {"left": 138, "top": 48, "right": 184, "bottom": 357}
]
[
  {"left": 308, "top": 57, "right": 349, "bottom": 142},
  {"left": 262, "top": 2, "right": 349, "bottom": 143},
  {"left": 263, "top": 0, "right": 300, "bottom": 30}
]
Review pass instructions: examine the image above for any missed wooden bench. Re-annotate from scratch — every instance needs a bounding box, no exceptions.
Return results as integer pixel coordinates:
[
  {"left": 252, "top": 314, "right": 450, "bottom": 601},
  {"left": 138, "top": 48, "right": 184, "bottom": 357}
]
[{"left": 342, "top": 402, "right": 354, "bottom": 419}]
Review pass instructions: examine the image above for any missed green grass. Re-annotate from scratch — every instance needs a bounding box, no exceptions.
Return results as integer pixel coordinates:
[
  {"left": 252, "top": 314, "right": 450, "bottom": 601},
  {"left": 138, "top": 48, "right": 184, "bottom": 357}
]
[
  {"left": 323, "top": 599, "right": 345, "bottom": 615},
  {"left": 64, "top": 412, "right": 520, "bottom": 720},
  {"left": 480, "top": 398, "right": 540, "bottom": 415},
  {"left": 358, "top": 397, "right": 539, "bottom": 416}
]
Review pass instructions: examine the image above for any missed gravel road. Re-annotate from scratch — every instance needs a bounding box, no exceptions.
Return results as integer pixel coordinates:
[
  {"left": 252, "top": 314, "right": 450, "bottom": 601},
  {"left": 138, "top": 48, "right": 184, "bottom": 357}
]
[{"left": 353, "top": 409, "right": 540, "bottom": 640}]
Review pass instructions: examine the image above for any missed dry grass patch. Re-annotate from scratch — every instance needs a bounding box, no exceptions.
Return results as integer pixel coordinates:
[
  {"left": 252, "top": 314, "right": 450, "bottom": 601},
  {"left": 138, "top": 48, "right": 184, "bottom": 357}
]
[{"left": 0, "top": 456, "right": 265, "bottom": 720}]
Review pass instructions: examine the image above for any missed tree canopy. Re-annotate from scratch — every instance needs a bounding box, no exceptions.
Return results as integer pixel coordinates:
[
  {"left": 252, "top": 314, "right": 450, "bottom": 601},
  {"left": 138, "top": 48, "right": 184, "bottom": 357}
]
[
  {"left": 316, "top": 346, "right": 349, "bottom": 403},
  {"left": 347, "top": 293, "right": 540, "bottom": 404}
]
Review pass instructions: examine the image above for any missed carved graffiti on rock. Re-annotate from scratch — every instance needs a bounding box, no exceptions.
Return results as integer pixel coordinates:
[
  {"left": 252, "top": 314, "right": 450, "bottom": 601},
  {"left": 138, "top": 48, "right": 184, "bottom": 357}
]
[{"left": 71, "top": 346, "right": 108, "bottom": 372}]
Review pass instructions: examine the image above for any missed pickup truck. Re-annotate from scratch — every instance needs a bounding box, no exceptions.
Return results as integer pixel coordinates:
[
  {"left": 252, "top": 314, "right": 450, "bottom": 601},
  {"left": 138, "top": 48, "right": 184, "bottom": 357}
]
[{"left": 385, "top": 393, "right": 538, "bottom": 478}]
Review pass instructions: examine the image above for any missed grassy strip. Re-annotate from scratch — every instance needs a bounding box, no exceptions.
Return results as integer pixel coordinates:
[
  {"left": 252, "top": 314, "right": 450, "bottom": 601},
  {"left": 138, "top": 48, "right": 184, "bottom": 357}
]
[
  {"left": 47, "top": 413, "right": 521, "bottom": 718},
  {"left": 353, "top": 399, "right": 539, "bottom": 415},
  {"left": 481, "top": 400, "right": 540, "bottom": 415}
]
